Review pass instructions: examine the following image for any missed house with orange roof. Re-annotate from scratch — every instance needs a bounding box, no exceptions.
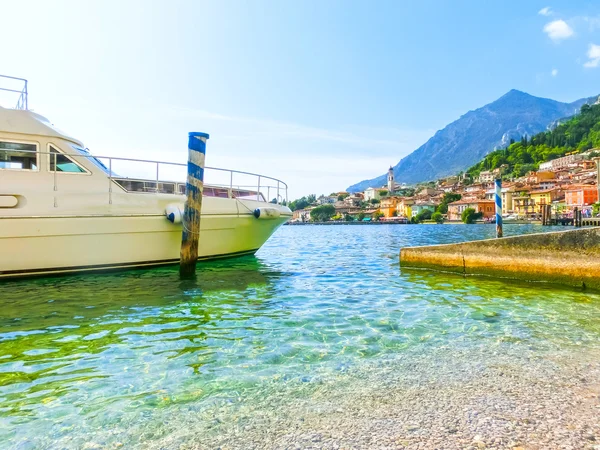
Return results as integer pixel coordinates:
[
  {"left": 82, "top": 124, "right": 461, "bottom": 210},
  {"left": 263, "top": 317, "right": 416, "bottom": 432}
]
[
  {"left": 380, "top": 196, "right": 402, "bottom": 217},
  {"left": 447, "top": 199, "right": 495, "bottom": 221}
]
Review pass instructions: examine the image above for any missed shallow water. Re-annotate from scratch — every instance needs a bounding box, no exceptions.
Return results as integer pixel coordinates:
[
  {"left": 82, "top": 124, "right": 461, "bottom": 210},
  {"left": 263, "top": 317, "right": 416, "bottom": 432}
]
[{"left": 1, "top": 224, "right": 599, "bottom": 448}]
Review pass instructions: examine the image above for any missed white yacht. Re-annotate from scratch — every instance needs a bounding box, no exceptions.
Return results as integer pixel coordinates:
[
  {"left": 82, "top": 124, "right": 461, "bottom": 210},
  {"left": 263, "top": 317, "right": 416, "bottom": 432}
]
[{"left": 0, "top": 76, "right": 292, "bottom": 278}]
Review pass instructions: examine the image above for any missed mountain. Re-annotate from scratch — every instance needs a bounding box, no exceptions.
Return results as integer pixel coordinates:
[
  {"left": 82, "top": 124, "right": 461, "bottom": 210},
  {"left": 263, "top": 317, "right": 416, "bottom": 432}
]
[
  {"left": 347, "top": 90, "right": 599, "bottom": 192},
  {"left": 467, "top": 101, "right": 600, "bottom": 180}
]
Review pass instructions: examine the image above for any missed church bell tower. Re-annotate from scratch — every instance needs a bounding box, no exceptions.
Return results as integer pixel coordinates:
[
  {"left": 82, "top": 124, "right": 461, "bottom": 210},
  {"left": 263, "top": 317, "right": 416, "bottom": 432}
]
[{"left": 387, "top": 166, "right": 395, "bottom": 193}]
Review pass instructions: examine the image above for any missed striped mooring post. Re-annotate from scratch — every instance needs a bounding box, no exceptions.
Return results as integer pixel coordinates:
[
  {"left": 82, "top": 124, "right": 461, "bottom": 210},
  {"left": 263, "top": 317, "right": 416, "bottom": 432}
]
[
  {"left": 495, "top": 178, "right": 503, "bottom": 238},
  {"left": 180, "top": 132, "right": 210, "bottom": 277}
]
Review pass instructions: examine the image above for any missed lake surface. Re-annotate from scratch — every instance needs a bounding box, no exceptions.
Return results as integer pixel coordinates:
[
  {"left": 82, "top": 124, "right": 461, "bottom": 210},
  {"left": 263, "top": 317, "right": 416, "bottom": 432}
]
[{"left": 1, "top": 224, "right": 600, "bottom": 449}]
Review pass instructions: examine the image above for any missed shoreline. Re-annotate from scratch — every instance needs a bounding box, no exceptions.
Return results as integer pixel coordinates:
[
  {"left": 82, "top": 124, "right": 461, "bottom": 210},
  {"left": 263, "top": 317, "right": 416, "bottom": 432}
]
[
  {"left": 148, "top": 345, "right": 600, "bottom": 450},
  {"left": 286, "top": 220, "right": 544, "bottom": 225},
  {"left": 400, "top": 227, "right": 600, "bottom": 289}
]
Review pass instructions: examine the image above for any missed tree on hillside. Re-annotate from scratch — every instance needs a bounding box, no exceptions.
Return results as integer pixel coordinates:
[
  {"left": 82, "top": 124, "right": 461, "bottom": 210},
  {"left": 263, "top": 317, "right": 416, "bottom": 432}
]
[
  {"left": 436, "top": 192, "right": 461, "bottom": 214},
  {"left": 310, "top": 204, "right": 335, "bottom": 222},
  {"left": 288, "top": 197, "right": 310, "bottom": 211}
]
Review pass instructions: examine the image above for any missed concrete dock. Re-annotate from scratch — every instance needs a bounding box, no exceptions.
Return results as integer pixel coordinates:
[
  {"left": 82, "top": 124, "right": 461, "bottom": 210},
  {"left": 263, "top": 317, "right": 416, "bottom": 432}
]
[{"left": 400, "top": 227, "right": 600, "bottom": 289}]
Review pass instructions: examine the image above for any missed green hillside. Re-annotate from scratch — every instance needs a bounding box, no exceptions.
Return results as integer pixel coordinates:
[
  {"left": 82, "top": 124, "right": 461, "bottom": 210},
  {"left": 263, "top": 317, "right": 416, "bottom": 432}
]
[{"left": 467, "top": 102, "right": 600, "bottom": 179}]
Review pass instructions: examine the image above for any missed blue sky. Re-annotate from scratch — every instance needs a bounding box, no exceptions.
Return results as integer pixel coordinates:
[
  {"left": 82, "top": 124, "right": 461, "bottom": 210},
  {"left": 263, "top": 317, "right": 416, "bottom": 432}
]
[{"left": 1, "top": 0, "right": 599, "bottom": 198}]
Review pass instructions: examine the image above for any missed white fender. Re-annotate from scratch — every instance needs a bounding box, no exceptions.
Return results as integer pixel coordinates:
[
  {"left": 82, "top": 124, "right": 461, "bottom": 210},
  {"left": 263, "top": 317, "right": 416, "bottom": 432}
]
[
  {"left": 165, "top": 204, "right": 183, "bottom": 224},
  {"left": 253, "top": 207, "right": 281, "bottom": 220}
]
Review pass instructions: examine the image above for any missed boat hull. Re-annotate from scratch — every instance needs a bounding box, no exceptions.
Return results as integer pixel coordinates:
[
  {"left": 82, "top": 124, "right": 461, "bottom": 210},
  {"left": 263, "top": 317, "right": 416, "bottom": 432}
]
[{"left": 0, "top": 213, "right": 288, "bottom": 278}]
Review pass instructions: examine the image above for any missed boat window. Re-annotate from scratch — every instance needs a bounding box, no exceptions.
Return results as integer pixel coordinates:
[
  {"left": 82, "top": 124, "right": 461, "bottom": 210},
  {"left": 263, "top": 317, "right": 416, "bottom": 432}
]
[
  {"left": 71, "top": 145, "right": 110, "bottom": 174},
  {"left": 49, "top": 145, "right": 87, "bottom": 173},
  {"left": 112, "top": 179, "right": 176, "bottom": 193},
  {"left": 0, "top": 141, "right": 38, "bottom": 170}
]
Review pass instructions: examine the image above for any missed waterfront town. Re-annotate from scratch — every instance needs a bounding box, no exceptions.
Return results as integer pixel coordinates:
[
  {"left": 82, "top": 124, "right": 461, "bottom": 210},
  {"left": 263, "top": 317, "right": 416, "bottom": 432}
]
[{"left": 291, "top": 150, "right": 600, "bottom": 223}]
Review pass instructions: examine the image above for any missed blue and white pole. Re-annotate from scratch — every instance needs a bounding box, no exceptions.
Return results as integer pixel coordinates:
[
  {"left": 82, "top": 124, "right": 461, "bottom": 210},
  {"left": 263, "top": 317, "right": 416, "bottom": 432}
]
[
  {"left": 495, "top": 178, "right": 503, "bottom": 238},
  {"left": 180, "top": 132, "right": 210, "bottom": 277}
]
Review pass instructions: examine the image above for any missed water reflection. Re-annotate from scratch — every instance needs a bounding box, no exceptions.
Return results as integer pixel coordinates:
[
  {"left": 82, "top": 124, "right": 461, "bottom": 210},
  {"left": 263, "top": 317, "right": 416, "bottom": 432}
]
[
  {"left": 0, "top": 256, "right": 283, "bottom": 327},
  {"left": 0, "top": 256, "right": 288, "bottom": 424},
  {"left": 399, "top": 269, "right": 600, "bottom": 351}
]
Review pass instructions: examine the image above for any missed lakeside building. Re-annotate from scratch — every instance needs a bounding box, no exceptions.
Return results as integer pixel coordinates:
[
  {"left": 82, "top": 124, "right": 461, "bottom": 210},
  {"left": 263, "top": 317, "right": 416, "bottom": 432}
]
[
  {"left": 513, "top": 198, "right": 537, "bottom": 216},
  {"left": 524, "top": 171, "right": 555, "bottom": 184},
  {"left": 447, "top": 199, "right": 495, "bottom": 221},
  {"left": 415, "top": 187, "right": 443, "bottom": 197},
  {"left": 477, "top": 167, "right": 504, "bottom": 183},
  {"left": 538, "top": 179, "right": 556, "bottom": 190},
  {"left": 529, "top": 189, "right": 563, "bottom": 214},
  {"left": 485, "top": 186, "right": 515, "bottom": 212},
  {"left": 317, "top": 195, "right": 336, "bottom": 205},
  {"left": 364, "top": 187, "right": 388, "bottom": 202},
  {"left": 572, "top": 170, "right": 597, "bottom": 183},
  {"left": 343, "top": 193, "right": 363, "bottom": 207},
  {"left": 565, "top": 185, "right": 599, "bottom": 208},
  {"left": 380, "top": 196, "right": 401, "bottom": 217},
  {"left": 440, "top": 184, "right": 458, "bottom": 193},
  {"left": 478, "top": 171, "right": 495, "bottom": 183},
  {"left": 465, "top": 183, "right": 485, "bottom": 193},
  {"left": 512, "top": 185, "right": 535, "bottom": 216},
  {"left": 411, "top": 202, "right": 437, "bottom": 217},
  {"left": 292, "top": 208, "right": 313, "bottom": 222},
  {"left": 580, "top": 160, "right": 596, "bottom": 170},
  {"left": 396, "top": 198, "right": 414, "bottom": 218},
  {"left": 539, "top": 154, "right": 583, "bottom": 171}
]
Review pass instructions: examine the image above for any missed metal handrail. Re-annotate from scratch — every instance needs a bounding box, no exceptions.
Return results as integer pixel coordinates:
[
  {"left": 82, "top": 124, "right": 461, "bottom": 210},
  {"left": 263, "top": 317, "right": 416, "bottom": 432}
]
[
  {"left": 0, "top": 75, "right": 28, "bottom": 110},
  {"left": 1, "top": 148, "right": 289, "bottom": 204}
]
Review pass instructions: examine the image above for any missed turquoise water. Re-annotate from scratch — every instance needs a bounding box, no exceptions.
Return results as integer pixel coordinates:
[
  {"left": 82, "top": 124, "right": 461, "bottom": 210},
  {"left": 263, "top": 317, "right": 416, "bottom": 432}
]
[{"left": 1, "top": 224, "right": 600, "bottom": 448}]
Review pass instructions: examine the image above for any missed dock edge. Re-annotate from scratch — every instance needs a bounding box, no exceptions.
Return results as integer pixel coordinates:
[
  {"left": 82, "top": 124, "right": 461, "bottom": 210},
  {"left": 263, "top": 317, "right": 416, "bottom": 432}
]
[{"left": 400, "top": 227, "right": 600, "bottom": 289}]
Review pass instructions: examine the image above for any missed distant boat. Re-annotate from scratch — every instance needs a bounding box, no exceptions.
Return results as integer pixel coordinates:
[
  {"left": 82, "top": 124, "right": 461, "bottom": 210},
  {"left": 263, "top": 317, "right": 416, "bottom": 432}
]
[{"left": 0, "top": 75, "right": 291, "bottom": 278}]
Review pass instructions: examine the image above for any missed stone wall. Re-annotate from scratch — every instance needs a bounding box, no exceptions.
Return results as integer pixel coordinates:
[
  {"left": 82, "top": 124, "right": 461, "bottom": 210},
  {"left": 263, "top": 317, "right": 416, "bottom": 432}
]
[{"left": 400, "top": 227, "right": 600, "bottom": 289}]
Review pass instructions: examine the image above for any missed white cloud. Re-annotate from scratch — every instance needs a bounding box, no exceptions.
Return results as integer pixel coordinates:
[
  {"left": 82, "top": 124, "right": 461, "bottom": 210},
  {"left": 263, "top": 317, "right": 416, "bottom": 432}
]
[
  {"left": 543, "top": 19, "right": 574, "bottom": 41},
  {"left": 538, "top": 7, "right": 553, "bottom": 16},
  {"left": 583, "top": 43, "right": 600, "bottom": 68},
  {"left": 551, "top": 68, "right": 558, "bottom": 76}
]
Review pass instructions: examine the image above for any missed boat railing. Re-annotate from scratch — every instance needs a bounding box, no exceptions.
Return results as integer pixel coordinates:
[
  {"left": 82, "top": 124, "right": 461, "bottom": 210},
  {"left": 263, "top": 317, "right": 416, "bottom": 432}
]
[
  {"left": 8, "top": 149, "right": 288, "bottom": 205},
  {"left": 0, "top": 75, "right": 28, "bottom": 110}
]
